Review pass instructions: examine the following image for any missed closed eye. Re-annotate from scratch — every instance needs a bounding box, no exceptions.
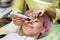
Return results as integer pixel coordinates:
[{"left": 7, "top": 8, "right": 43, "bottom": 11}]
[
  {"left": 34, "top": 20, "right": 39, "bottom": 22},
  {"left": 33, "top": 18, "right": 39, "bottom": 22}
]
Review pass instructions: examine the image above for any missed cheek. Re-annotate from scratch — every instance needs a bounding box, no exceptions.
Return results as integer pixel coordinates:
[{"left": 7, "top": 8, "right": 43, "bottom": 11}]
[
  {"left": 33, "top": 22, "right": 44, "bottom": 33},
  {"left": 32, "top": 23, "right": 42, "bottom": 33},
  {"left": 33, "top": 22, "right": 42, "bottom": 28},
  {"left": 33, "top": 22, "right": 44, "bottom": 31}
]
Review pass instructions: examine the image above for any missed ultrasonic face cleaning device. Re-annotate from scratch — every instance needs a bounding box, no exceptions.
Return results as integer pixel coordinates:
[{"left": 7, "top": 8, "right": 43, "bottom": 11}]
[{"left": 9, "top": 12, "right": 31, "bottom": 21}]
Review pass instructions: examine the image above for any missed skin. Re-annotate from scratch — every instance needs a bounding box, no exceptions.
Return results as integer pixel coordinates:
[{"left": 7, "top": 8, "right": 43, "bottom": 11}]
[
  {"left": 27, "top": 7, "right": 56, "bottom": 19},
  {"left": 45, "top": 8, "right": 56, "bottom": 18},
  {"left": 12, "top": 9, "right": 45, "bottom": 38}
]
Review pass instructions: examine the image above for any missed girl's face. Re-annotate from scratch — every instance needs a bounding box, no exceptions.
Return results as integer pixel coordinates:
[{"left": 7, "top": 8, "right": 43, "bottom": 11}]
[{"left": 22, "top": 13, "right": 45, "bottom": 36}]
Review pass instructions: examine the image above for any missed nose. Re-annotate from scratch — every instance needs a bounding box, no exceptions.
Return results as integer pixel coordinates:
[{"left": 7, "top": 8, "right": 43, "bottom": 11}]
[
  {"left": 25, "top": 19, "right": 33, "bottom": 24},
  {"left": 29, "top": 20, "right": 33, "bottom": 22}
]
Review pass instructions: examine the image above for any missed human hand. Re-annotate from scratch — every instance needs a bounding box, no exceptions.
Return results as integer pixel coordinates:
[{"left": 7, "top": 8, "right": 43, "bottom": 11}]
[
  {"left": 45, "top": 8, "right": 56, "bottom": 18},
  {"left": 12, "top": 17, "right": 24, "bottom": 26},
  {"left": 26, "top": 7, "right": 46, "bottom": 19}
]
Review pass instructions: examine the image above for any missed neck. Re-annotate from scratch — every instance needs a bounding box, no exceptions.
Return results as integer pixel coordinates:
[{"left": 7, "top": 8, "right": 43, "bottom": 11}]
[{"left": 19, "top": 28, "right": 42, "bottom": 39}]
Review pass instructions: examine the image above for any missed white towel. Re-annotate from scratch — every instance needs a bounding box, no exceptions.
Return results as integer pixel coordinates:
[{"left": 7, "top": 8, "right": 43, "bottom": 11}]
[
  {"left": 0, "top": 33, "right": 36, "bottom": 40},
  {"left": 2, "top": 21, "right": 20, "bottom": 33}
]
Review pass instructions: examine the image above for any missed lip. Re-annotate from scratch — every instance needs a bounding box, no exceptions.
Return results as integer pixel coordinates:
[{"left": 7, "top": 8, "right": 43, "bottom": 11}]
[{"left": 26, "top": 24, "right": 33, "bottom": 28}]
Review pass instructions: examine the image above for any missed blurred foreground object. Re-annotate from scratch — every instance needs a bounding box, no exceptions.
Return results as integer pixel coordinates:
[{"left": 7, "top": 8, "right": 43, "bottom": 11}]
[
  {"left": 0, "top": 0, "right": 14, "bottom": 19},
  {"left": 0, "top": 17, "right": 12, "bottom": 27},
  {"left": 57, "top": 20, "right": 60, "bottom": 24},
  {"left": 0, "top": 0, "right": 13, "bottom": 8}
]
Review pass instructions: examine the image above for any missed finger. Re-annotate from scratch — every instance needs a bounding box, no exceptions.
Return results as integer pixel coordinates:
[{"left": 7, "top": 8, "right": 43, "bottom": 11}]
[
  {"left": 14, "top": 20, "right": 23, "bottom": 26},
  {"left": 40, "top": 12, "right": 44, "bottom": 16},
  {"left": 12, "top": 17, "right": 21, "bottom": 20},
  {"left": 12, "top": 17, "right": 22, "bottom": 22},
  {"left": 39, "top": 9, "right": 45, "bottom": 16},
  {"left": 12, "top": 18, "right": 23, "bottom": 25}
]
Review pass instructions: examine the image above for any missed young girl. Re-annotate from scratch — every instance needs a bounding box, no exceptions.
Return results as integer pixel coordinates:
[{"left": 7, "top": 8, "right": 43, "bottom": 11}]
[
  {"left": 0, "top": 8, "right": 51, "bottom": 39},
  {"left": 12, "top": 8, "right": 51, "bottom": 39}
]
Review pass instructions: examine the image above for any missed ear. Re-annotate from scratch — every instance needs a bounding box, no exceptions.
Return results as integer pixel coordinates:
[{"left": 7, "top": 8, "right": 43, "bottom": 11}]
[
  {"left": 40, "top": 28, "right": 45, "bottom": 33},
  {"left": 39, "top": 29, "right": 46, "bottom": 37}
]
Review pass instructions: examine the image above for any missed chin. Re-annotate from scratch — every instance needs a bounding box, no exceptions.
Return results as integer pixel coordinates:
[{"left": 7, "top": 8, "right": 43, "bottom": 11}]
[
  {"left": 22, "top": 29, "right": 39, "bottom": 36},
  {"left": 22, "top": 29, "right": 32, "bottom": 36}
]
